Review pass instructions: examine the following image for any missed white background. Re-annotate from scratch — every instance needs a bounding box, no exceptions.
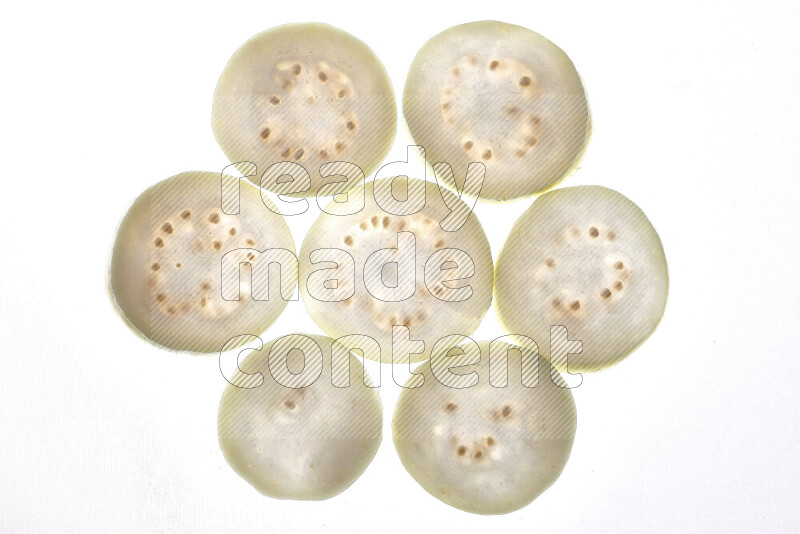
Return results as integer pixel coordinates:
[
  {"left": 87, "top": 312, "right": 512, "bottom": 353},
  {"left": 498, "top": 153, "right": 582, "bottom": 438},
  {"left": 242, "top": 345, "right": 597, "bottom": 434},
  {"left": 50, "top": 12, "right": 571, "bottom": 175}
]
[{"left": 1, "top": 0, "right": 798, "bottom": 532}]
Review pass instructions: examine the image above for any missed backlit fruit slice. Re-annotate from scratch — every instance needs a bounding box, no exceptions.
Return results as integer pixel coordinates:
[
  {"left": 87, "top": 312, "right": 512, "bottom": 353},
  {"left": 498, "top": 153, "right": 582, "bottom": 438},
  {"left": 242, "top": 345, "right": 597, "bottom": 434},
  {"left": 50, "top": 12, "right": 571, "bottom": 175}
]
[
  {"left": 403, "top": 21, "right": 591, "bottom": 201},
  {"left": 109, "top": 171, "right": 296, "bottom": 353},
  {"left": 212, "top": 23, "right": 397, "bottom": 198},
  {"left": 217, "top": 334, "right": 382, "bottom": 500},
  {"left": 299, "top": 177, "right": 494, "bottom": 364},
  {"left": 494, "top": 186, "right": 668, "bottom": 371},
  {"left": 393, "top": 339, "right": 577, "bottom": 515}
]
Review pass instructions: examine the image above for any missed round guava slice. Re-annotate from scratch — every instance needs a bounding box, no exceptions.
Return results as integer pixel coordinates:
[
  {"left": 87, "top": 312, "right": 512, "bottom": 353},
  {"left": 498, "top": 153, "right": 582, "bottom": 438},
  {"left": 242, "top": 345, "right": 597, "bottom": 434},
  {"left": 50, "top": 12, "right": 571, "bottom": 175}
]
[
  {"left": 212, "top": 23, "right": 397, "bottom": 197},
  {"left": 393, "top": 339, "right": 577, "bottom": 514},
  {"left": 494, "top": 186, "right": 668, "bottom": 371},
  {"left": 403, "top": 21, "right": 591, "bottom": 201},
  {"left": 299, "top": 177, "right": 494, "bottom": 363},
  {"left": 217, "top": 333, "right": 382, "bottom": 500},
  {"left": 109, "top": 171, "right": 296, "bottom": 353}
]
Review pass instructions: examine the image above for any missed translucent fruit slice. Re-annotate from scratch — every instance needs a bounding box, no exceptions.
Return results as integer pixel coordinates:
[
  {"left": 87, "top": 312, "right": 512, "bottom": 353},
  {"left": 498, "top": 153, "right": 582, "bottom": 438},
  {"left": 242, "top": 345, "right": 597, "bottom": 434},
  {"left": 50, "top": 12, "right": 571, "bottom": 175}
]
[
  {"left": 299, "top": 177, "right": 494, "bottom": 363},
  {"left": 217, "top": 334, "right": 382, "bottom": 500},
  {"left": 109, "top": 171, "right": 296, "bottom": 353},
  {"left": 212, "top": 23, "right": 397, "bottom": 198},
  {"left": 393, "top": 339, "right": 577, "bottom": 514},
  {"left": 403, "top": 21, "right": 591, "bottom": 201},
  {"left": 494, "top": 186, "right": 668, "bottom": 371}
]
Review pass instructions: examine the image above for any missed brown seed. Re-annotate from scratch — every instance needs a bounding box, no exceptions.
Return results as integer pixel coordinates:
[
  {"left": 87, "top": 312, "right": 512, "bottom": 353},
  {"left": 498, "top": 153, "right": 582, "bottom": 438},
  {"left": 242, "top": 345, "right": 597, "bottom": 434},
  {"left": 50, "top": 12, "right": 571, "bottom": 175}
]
[
  {"left": 608, "top": 231, "right": 617, "bottom": 240},
  {"left": 489, "top": 60, "right": 499, "bottom": 70},
  {"left": 502, "top": 405, "right": 511, "bottom": 417},
  {"left": 151, "top": 263, "right": 160, "bottom": 271},
  {"left": 527, "top": 136, "right": 538, "bottom": 147},
  {"left": 180, "top": 210, "right": 191, "bottom": 219},
  {"left": 457, "top": 446, "right": 467, "bottom": 456},
  {"left": 229, "top": 228, "right": 236, "bottom": 236},
  {"left": 161, "top": 222, "right": 173, "bottom": 234},
  {"left": 435, "top": 240, "right": 444, "bottom": 249},
  {"left": 463, "top": 140, "right": 473, "bottom": 150},
  {"left": 213, "top": 241, "right": 222, "bottom": 250},
  {"left": 445, "top": 403, "right": 457, "bottom": 413},
  {"left": 442, "top": 102, "right": 450, "bottom": 110},
  {"left": 545, "top": 258, "right": 555, "bottom": 268},
  {"left": 570, "top": 300, "right": 581, "bottom": 310},
  {"left": 382, "top": 216, "right": 389, "bottom": 228},
  {"left": 601, "top": 288, "right": 612, "bottom": 299},
  {"left": 246, "top": 239, "right": 255, "bottom": 246},
  {"left": 615, "top": 261, "right": 624, "bottom": 270},
  {"left": 319, "top": 149, "right": 329, "bottom": 159},
  {"left": 486, "top": 437, "right": 495, "bottom": 446},
  {"left": 202, "top": 282, "right": 211, "bottom": 291},
  {"left": 614, "top": 281, "right": 624, "bottom": 291},
  {"left": 551, "top": 298, "right": 561, "bottom": 308},
  {"left": 318, "top": 71, "right": 327, "bottom": 82},
  {"left": 260, "top": 128, "right": 270, "bottom": 139},
  {"left": 269, "top": 96, "right": 280, "bottom": 105},
  {"left": 154, "top": 237, "right": 164, "bottom": 248},
  {"left": 371, "top": 216, "right": 379, "bottom": 227},
  {"left": 292, "top": 64, "right": 301, "bottom": 76},
  {"left": 155, "top": 293, "right": 166, "bottom": 302},
  {"left": 335, "top": 142, "right": 345, "bottom": 152},
  {"left": 473, "top": 451, "right": 483, "bottom": 459},
  {"left": 284, "top": 400, "right": 296, "bottom": 410},
  {"left": 294, "top": 148, "right": 304, "bottom": 160},
  {"left": 346, "top": 121, "right": 355, "bottom": 130},
  {"left": 337, "top": 89, "right": 347, "bottom": 99},
  {"left": 482, "top": 149, "right": 492, "bottom": 160},
  {"left": 519, "top": 76, "right": 531, "bottom": 87},
  {"left": 208, "top": 213, "right": 220, "bottom": 224},
  {"left": 281, "top": 147, "right": 290, "bottom": 158},
  {"left": 344, "top": 235, "right": 353, "bottom": 246},
  {"left": 589, "top": 227, "right": 599, "bottom": 237}
]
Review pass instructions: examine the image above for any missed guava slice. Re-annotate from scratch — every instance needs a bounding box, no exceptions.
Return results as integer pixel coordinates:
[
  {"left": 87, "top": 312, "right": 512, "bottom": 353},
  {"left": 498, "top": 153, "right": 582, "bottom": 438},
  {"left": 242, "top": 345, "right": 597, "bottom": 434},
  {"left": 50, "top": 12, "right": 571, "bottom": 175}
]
[
  {"left": 109, "top": 171, "right": 296, "bottom": 353},
  {"left": 217, "top": 334, "right": 382, "bottom": 500},
  {"left": 393, "top": 339, "right": 577, "bottom": 514},
  {"left": 494, "top": 186, "right": 668, "bottom": 371},
  {"left": 299, "top": 177, "right": 494, "bottom": 363},
  {"left": 212, "top": 23, "right": 397, "bottom": 197},
  {"left": 403, "top": 21, "right": 591, "bottom": 201}
]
